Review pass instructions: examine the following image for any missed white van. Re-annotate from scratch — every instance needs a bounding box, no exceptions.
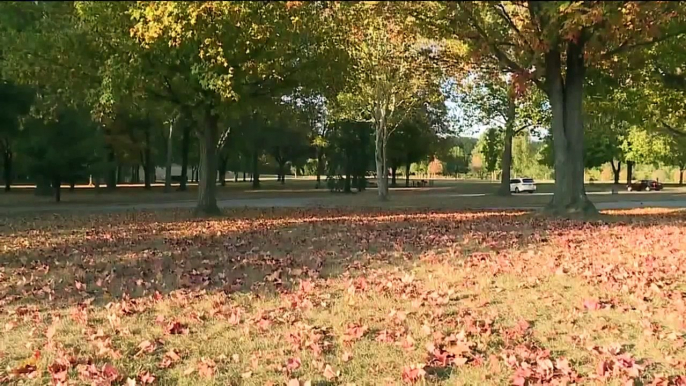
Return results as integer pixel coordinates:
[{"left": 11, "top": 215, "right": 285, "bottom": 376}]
[{"left": 510, "top": 178, "right": 536, "bottom": 193}]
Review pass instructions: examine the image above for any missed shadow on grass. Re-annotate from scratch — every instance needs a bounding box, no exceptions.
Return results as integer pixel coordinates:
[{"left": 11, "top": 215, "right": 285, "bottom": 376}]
[{"left": 1, "top": 207, "right": 685, "bottom": 310}]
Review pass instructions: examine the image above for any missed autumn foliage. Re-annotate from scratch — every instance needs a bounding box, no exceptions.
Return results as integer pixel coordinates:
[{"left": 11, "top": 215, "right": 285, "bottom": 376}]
[{"left": 2, "top": 207, "right": 686, "bottom": 384}]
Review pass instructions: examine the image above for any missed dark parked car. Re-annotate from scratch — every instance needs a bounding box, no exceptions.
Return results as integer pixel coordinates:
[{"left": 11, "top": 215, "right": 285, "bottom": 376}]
[{"left": 627, "top": 179, "right": 663, "bottom": 191}]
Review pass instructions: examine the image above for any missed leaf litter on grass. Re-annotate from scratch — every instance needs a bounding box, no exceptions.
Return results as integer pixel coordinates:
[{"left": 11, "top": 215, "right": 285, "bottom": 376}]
[{"left": 1, "top": 207, "right": 686, "bottom": 384}]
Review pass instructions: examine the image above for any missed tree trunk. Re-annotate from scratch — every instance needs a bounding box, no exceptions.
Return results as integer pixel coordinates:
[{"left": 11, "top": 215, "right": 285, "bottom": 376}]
[
  {"left": 179, "top": 124, "right": 190, "bottom": 191},
  {"left": 374, "top": 123, "right": 389, "bottom": 200},
  {"left": 143, "top": 127, "right": 153, "bottom": 190},
  {"left": 234, "top": 171, "right": 238, "bottom": 182},
  {"left": 543, "top": 43, "right": 596, "bottom": 216},
  {"left": 218, "top": 155, "right": 228, "bottom": 187},
  {"left": 405, "top": 162, "right": 411, "bottom": 187},
  {"left": 278, "top": 160, "right": 286, "bottom": 185},
  {"left": 610, "top": 160, "right": 621, "bottom": 184},
  {"left": 315, "top": 147, "right": 323, "bottom": 189},
  {"left": 626, "top": 161, "right": 634, "bottom": 185},
  {"left": 106, "top": 148, "right": 116, "bottom": 190},
  {"left": 251, "top": 150, "right": 260, "bottom": 189},
  {"left": 498, "top": 130, "right": 513, "bottom": 196},
  {"left": 164, "top": 118, "right": 174, "bottom": 193},
  {"left": 195, "top": 106, "right": 221, "bottom": 216},
  {"left": 242, "top": 171, "right": 246, "bottom": 182},
  {"left": 69, "top": 180, "right": 75, "bottom": 192},
  {"left": 391, "top": 166, "right": 397, "bottom": 187},
  {"left": 498, "top": 92, "right": 516, "bottom": 196},
  {"left": 680, "top": 168, "right": 684, "bottom": 186},
  {"left": 53, "top": 176, "right": 61, "bottom": 203},
  {"left": 3, "top": 150, "right": 11, "bottom": 192}
]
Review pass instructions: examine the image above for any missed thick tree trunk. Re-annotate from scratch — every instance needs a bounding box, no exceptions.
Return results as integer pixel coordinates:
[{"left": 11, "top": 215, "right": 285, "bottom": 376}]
[
  {"left": 234, "top": 171, "right": 238, "bottom": 182},
  {"left": 405, "top": 162, "right": 411, "bottom": 187},
  {"left": 626, "top": 161, "right": 634, "bottom": 185},
  {"left": 498, "top": 93, "right": 516, "bottom": 196},
  {"left": 251, "top": 151, "right": 260, "bottom": 189},
  {"left": 53, "top": 176, "right": 61, "bottom": 203},
  {"left": 391, "top": 166, "right": 397, "bottom": 187},
  {"left": 610, "top": 160, "right": 621, "bottom": 184},
  {"left": 165, "top": 119, "right": 174, "bottom": 193},
  {"left": 498, "top": 130, "right": 513, "bottom": 196},
  {"left": 106, "top": 148, "right": 116, "bottom": 190},
  {"left": 195, "top": 107, "right": 221, "bottom": 216},
  {"left": 543, "top": 43, "right": 596, "bottom": 216},
  {"left": 680, "top": 169, "right": 684, "bottom": 185},
  {"left": 242, "top": 171, "right": 246, "bottom": 182},
  {"left": 3, "top": 151, "right": 11, "bottom": 192},
  {"left": 179, "top": 124, "right": 190, "bottom": 191}
]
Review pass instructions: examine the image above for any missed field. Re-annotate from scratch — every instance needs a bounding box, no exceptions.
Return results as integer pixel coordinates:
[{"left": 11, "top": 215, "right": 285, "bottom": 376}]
[{"left": 2, "top": 205, "right": 686, "bottom": 385}]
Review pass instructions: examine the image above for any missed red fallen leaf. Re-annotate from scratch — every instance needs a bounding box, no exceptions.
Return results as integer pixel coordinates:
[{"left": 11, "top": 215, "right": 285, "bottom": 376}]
[
  {"left": 323, "top": 364, "right": 337, "bottom": 380},
  {"left": 197, "top": 358, "right": 216, "bottom": 378},
  {"left": 286, "top": 357, "right": 302, "bottom": 372},
  {"left": 139, "top": 371, "right": 155, "bottom": 384},
  {"left": 583, "top": 299, "right": 601, "bottom": 311},
  {"left": 102, "top": 363, "right": 120, "bottom": 382},
  {"left": 257, "top": 318, "right": 272, "bottom": 331},
  {"left": 165, "top": 321, "right": 189, "bottom": 335},
  {"left": 401, "top": 364, "right": 426, "bottom": 384},
  {"left": 135, "top": 340, "right": 156, "bottom": 357},
  {"left": 48, "top": 357, "right": 70, "bottom": 383},
  {"left": 343, "top": 323, "right": 368, "bottom": 343},
  {"left": 159, "top": 349, "right": 182, "bottom": 369}
]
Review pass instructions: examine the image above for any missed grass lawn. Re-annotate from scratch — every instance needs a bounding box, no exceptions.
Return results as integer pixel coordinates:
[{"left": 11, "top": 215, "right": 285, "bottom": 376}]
[{"left": 2, "top": 207, "right": 686, "bottom": 385}]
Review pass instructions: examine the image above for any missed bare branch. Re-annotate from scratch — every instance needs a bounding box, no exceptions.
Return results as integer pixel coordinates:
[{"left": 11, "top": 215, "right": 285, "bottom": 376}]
[
  {"left": 493, "top": 3, "right": 535, "bottom": 55},
  {"left": 661, "top": 120, "right": 686, "bottom": 137}
]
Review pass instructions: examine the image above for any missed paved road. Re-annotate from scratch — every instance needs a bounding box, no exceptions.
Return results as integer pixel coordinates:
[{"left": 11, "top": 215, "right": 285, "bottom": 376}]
[{"left": 2, "top": 193, "right": 685, "bottom": 215}]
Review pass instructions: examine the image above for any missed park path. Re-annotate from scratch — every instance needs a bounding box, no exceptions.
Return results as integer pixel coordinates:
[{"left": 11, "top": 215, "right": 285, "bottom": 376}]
[{"left": 1, "top": 193, "right": 685, "bottom": 215}]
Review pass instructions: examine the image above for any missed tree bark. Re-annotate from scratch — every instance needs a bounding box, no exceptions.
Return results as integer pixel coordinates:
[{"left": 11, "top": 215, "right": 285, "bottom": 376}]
[
  {"left": 680, "top": 168, "right": 684, "bottom": 186},
  {"left": 626, "top": 161, "right": 634, "bottom": 185},
  {"left": 179, "top": 124, "right": 190, "bottom": 191},
  {"left": 106, "top": 148, "right": 116, "bottom": 190},
  {"left": 543, "top": 42, "right": 596, "bottom": 216},
  {"left": 143, "top": 126, "right": 153, "bottom": 190},
  {"left": 242, "top": 170, "right": 246, "bottom": 182},
  {"left": 375, "top": 124, "right": 389, "bottom": 200},
  {"left": 53, "top": 176, "right": 61, "bottom": 203},
  {"left": 164, "top": 118, "right": 174, "bottom": 193},
  {"left": 251, "top": 150, "right": 260, "bottom": 189},
  {"left": 195, "top": 106, "right": 221, "bottom": 216},
  {"left": 497, "top": 91, "right": 516, "bottom": 196},
  {"left": 391, "top": 166, "right": 397, "bottom": 187},
  {"left": 278, "top": 160, "right": 286, "bottom": 185},
  {"left": 3, "top": 150, "right": 11, "bottom": 192},
  {"left": 218, "top": 155, "right": 228, "bottom": 187},
  {"left": 405, "top": 162, "right": 411, "bottom": 187},
  {"left": 315, "top": 147, "right": 324, "bottom": 189},
  {"left": 234, "top": 171, "right": 238, "bottom": 182},
  {"left": 610, "top": 160, "right": 621, "bottom": 184}
]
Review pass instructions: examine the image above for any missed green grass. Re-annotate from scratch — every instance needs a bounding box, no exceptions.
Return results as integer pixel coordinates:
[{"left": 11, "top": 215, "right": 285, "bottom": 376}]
[{"left": 2, "top": 207, "right": 686, "bottom": 384}]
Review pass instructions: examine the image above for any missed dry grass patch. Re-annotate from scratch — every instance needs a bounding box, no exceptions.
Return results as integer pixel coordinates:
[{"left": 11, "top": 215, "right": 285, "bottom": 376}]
[{"left": 1, "top": 207, "right": 686, "bottom": 385}]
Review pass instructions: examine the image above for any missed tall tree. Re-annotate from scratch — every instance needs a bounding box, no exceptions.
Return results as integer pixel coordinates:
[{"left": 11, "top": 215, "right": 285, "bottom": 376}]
[
  {"left": 426, "top": 1, "right": 686, "bottom": 215},
  {"left": 0, "top": 81, "right": 33, "bottom": 191}
]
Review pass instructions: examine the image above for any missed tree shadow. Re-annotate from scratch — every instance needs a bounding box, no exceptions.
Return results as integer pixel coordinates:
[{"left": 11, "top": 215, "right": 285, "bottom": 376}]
[{"left": 1, "top": 207, "right": 685, "bottom": 310}]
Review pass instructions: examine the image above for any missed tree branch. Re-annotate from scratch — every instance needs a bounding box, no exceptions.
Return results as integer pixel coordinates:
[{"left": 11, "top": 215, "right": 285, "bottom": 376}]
[
  {"left": 661, "top": 120, "right": 686, "bottom": 137},
  {"left": 514, "top": 123, "right": 531, "bottom": 134},
  {"left": 603, "top": 29, "right": 686, "bottom": 59},
  {"left": 460, "top": 3, "right": 544, "bottom": 90},
  {"left": 493, "top": 3, "right": 535, "bottom": 55}
]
